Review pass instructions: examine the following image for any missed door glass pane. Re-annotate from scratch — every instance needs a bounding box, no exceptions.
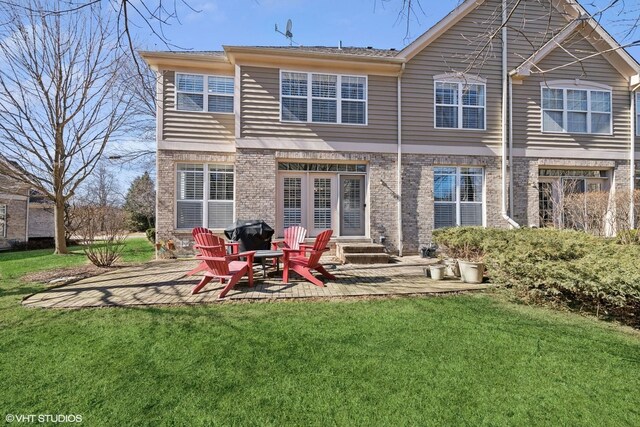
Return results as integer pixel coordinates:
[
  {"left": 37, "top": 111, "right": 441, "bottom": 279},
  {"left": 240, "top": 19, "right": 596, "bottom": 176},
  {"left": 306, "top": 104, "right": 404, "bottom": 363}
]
[
  {"left": 342, "top": 178, "right": 362, "bottom": 230},
  {"left": 539, "top": 182, "right": 554, "bottom": 227},
  {"left": 313, "top": 178, "right": 332, "bottom": 229},
  {"left": 283, "top": 177, "right": 302, "bottom": 228}
]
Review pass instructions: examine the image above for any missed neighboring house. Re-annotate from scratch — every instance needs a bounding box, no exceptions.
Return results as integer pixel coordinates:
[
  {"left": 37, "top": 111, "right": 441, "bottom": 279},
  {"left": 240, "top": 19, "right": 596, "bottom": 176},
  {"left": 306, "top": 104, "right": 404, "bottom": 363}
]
[
  {"left": 141, "top": 0, "right": 640, "bottom": 255},
  {"left": 0, "top": 173, "right": 54, "bottom": 250}
]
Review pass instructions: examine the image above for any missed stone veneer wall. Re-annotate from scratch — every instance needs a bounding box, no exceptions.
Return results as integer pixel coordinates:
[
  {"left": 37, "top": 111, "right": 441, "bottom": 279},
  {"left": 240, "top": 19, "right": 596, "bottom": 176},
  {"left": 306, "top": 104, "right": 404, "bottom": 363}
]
[
  {"left": 157, "top": 148, "right": 636, "bottom": 255},
  {"left": 156, "top": 149, "right": 235, "bottom": 252},
  {"left": 401, "top": 155, "right": 505, "bottom": 253},
  {"left": 510, "top": 157, "right": 631, "bottom": 228}
]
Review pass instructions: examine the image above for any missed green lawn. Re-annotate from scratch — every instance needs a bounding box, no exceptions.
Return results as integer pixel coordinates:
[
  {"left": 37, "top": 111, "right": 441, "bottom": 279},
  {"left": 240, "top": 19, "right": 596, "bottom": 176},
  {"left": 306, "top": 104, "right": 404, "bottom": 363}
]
[{"left": 0, "top": 243, "right": 639, "bottom": 426}]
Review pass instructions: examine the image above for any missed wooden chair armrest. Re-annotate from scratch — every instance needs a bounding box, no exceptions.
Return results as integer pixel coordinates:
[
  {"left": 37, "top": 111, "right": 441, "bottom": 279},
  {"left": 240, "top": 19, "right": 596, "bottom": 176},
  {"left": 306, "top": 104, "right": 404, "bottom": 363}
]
[
  {"left": 195, "top": 255, "right": 227, "bottom": 262},
  {"left": 225, "top": 242, "right": 239, "bottom": 254},
  {"left": 227, "top": 251, "right": 256, "bottom": 263},
  {"left": 271, "top": 240, "right": 286, "bottom": 250}
]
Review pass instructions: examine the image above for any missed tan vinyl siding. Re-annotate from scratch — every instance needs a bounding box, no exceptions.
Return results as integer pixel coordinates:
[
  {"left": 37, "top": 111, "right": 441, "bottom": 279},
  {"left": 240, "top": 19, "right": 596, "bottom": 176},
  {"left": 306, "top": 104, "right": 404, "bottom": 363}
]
[
  {"left": 162, "top": 71, "right": 235, "bottom": 143},
  {"left": 506, "top": 0, "right": 568, "bottom": 70},
  {"left": 239, "top": 66, "right": 397, "bottom": 144},
  {"left": 512, "top": 36, "right": 630, "bottom": 153},
  {"left": 401, "top": 0, "right": 503, "bottom": 150}
]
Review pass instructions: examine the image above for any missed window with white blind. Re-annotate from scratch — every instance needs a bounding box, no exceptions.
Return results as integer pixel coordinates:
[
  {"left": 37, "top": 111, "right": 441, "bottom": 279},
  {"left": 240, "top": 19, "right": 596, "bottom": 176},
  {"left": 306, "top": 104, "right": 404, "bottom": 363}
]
[
  {"left": 176, "top": 164, "right": 234, "bottom": 229},
  {"left": 541, "top": 84, "right": 611, "bottom": 134},
  {"left": 0, "top": 204, "right": 6, "bottom": 238},
  {"left": 281, "top": 71, "right": 367, "bottom": 124},
  {"left": 434, "top": 167, "right": 484, "bottom": 228},
  {"left": 176, "top": 73, "right": 234, "bottom": 113},
  {"left": 434, "top": 77, "right": 486, "bottom": 130}
]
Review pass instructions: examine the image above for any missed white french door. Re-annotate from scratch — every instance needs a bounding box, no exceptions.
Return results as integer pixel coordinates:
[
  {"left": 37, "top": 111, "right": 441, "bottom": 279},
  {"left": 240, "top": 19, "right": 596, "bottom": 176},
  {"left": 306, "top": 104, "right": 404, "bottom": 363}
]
[{"left": 278, "top": 173, "right": 338, "bottom": 237}]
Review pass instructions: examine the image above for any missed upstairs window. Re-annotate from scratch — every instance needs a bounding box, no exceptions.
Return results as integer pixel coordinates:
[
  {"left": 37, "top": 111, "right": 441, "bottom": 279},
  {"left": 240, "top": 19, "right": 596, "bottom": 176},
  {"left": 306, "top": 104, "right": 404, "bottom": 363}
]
[
  {"left": 281, "top": 71, "right": 367, "bottom": 125},
  {"left": 541, "top": 82, "right": 611, "bottom": 134},
  {"left": 434, "top": 74, "right": 486, "bottom": 130},
  {"left": 176, "top": 73, "right": 234, "bottom": 113}
]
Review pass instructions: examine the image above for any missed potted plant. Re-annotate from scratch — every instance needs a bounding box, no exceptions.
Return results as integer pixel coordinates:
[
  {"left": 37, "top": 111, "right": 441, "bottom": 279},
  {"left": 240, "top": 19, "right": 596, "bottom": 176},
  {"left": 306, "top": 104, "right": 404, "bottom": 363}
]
[
  {"left": 443, "top": 258, "right": 460, "bottom": 277},
  {"left": 457, "top": 242, "right": 485, "bottom": 284},
  {"left": 428, "top": 264, "right": 446, "bottom": 280}
]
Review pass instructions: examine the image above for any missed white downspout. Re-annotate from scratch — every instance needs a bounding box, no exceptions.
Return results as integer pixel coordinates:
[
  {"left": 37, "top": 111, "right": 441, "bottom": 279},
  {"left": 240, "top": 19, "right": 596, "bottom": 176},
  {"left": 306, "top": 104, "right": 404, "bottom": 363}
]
[
  {"left": 502, "top": 0, "right": 520, "bottom": 228},
  {"left": 397, "top": 63, "right": 405, "bottom": 256},
  {"left": 630, "top": 91, "right": 636, "bottom": 229},
  {"left": 25, "top": 188, "right": 29, "bottom": 243}
]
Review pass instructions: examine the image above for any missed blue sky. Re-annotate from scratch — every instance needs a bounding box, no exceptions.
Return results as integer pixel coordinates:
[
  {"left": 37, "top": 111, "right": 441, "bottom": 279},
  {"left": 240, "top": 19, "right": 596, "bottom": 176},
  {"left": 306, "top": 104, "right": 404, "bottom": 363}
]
[{"left": 138, "top": 0, "right": 640, "bottom": 60}]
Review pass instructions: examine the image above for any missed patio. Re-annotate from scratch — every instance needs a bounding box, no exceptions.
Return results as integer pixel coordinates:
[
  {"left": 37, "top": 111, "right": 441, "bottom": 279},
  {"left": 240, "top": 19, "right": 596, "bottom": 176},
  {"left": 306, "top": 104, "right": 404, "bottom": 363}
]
[{"left": 21, "top": 257, "right": 488, "bottom": 309}]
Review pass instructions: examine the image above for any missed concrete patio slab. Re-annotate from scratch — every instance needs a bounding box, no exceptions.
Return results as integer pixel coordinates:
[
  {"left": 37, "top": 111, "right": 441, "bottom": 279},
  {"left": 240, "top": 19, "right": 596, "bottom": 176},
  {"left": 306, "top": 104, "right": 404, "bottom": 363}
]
[{"left": 22, "top": 257, "right": 488, "bottom": 309}]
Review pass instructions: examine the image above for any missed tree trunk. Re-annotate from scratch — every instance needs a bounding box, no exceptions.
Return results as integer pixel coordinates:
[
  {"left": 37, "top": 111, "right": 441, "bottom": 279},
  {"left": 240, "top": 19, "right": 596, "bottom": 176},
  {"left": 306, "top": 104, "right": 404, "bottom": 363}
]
[{"left": 54, "top": 198, "right": 68, "bottom": 254}]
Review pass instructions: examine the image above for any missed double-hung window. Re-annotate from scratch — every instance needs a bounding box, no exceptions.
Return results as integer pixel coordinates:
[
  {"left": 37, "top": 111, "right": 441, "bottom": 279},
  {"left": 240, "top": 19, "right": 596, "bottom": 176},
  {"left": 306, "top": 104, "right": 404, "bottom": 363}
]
[
  {"left": 176, "top": 164, "right": 234, "bottom": 229},
  {"left": 0, "top": 204, "right": 6, "bottom": 238},
  {"left": 541, "top": 82, "right": 611, "bottom": 134},
  {"left": 176, "top": 73, "right": 234, "bottom": 113},
  {"left": 434, "top": 74, "right": 486, "bottom": 130},
  {"left": 281, "top": 71, "right": 367, "bottom": 124},
  {"left": 434, "top": 167, "right": 484, "bottom": 228}
]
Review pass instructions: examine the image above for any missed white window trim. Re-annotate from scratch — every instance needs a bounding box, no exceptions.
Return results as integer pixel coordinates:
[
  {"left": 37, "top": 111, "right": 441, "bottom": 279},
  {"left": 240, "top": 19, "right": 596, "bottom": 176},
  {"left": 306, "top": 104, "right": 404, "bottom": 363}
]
[
  {"left": 174, "top": 72, "right": 234, "bottom": 115},
  {"left": 636, "top": 92, "right": 640, "bottom": 137},
  {"left": 433, "top": 74, "right": 487, "bottom": 131},
  {"left": 540, "top": 80, "right": 613, "bottom": 135},
  {"left": 0, "top": 204, "right": 6, "bottom": 238},
  {"left": 175, "top": 163, "right": 236, "bottom": 231},
  {"left": 433, "top": 166, "right": 485, "bottom": 228},
  {"left": 279, "top": 70, "right": 368, "bottom": 126}
]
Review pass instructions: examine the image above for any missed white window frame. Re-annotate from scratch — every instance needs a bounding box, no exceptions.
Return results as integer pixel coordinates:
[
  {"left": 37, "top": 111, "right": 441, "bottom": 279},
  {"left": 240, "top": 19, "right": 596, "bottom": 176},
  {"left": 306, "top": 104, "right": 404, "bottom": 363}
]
[
  {"left": 279, "top": 70, "right": 368, "bottom": 125},
  {"left": 175, "top": 73, "right": 234, "bottom": 114},
  {"left": 0, "top": 204, "right": 6, "bottom": 238},
  {"left": 175, "top": 163, "right": 235, "bottom": 230},
  {"left": 433, "top": 73, "right": 487, "bottom": 131},
  {"left": 540, "top": 80, "right": 613, "bottom": 135},
  {"left": 433, "top": 166, "right": 485, "bottom": 228}
]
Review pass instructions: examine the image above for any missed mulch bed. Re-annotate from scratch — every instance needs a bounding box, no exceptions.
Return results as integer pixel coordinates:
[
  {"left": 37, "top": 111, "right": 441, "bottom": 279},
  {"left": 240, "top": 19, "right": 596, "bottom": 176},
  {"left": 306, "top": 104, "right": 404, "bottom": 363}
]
[{"left": 22, "top": 265, "right": 113, "bottom": 285}]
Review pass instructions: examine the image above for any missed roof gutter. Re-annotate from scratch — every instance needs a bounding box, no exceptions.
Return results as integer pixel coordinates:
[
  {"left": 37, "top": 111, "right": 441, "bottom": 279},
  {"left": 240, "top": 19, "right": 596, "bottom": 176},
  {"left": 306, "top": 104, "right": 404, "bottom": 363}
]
[
  {"left": 397, "top": 63, "right": 405, "bottom": 256},
  {"left": 502, "top": 0, "right": 520, "bottom": 229}
]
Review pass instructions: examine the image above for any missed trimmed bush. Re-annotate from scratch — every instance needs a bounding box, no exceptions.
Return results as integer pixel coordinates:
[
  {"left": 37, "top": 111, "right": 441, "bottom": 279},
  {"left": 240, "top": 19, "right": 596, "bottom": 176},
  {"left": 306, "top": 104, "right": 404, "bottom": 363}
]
[
  {"left": 433, "top": 227, "right": 640, "bottom": 327},
  {"left": 145, "top": 228, "right": 156, "bottom": 243}
]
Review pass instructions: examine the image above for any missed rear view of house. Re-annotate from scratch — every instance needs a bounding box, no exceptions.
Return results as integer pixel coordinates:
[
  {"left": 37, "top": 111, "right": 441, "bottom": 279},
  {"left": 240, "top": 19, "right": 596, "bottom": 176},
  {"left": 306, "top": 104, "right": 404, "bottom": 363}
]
[{"left": 142, "top": 0, "right": 640, "bottom": 254}]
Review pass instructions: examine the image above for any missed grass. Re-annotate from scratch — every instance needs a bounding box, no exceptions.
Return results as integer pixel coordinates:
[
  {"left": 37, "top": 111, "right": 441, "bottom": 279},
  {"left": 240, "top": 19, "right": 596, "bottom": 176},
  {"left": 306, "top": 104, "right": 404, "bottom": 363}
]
[{"left": 0, "top": 242, "right": 639, "bottom": 425}]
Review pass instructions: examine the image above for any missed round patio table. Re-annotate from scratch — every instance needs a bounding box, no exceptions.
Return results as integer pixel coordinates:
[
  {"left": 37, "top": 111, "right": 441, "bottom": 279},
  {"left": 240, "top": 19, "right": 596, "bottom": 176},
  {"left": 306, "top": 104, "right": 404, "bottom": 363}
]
[{"left": 253, "top": 250, "right": 284, "bottom": 279}]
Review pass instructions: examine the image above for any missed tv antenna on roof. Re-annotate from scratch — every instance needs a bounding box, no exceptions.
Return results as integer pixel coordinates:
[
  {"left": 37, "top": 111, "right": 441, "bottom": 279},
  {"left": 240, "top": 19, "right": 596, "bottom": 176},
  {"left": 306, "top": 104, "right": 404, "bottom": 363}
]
[{"left": 275, "top": 19, "right": 298, "bottom": 46}]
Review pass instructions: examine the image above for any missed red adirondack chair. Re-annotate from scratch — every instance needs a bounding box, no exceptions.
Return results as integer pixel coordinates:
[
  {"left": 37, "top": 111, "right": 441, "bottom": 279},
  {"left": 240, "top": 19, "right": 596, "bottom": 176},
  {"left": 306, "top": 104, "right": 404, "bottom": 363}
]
[
  {"left": 272, "top": 226, "right": 307, "bottom": 251},
  {"left": 187, "top": 227, "right": 239, "bottom": 276},
  {"left": 282, "top": 229, "right": 335, "bottom": 287},
  {"left": 191, "top": 233, "right": 256, "bottom": 298}
]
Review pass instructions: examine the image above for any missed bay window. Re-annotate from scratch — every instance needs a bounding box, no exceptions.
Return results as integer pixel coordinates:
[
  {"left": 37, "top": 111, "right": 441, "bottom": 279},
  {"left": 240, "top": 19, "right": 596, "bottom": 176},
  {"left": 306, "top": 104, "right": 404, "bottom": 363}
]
[
  {"left": 281, "top": 71, "right": 367, "bottom": 124},
  {"left": 176, "top": 73, "right": 234, "bottom": 113},
  {"left": 541, "top": 84, "right": 611, "bottom": 134},
  {"left": 176, "top": 164, "right": 234, "bottom": 229},
  {"left": 434, "top": 167, "right": 484, "bottom": 228},
  {"left": 434, "top": 76, "right": 486, "bottom": 130}
]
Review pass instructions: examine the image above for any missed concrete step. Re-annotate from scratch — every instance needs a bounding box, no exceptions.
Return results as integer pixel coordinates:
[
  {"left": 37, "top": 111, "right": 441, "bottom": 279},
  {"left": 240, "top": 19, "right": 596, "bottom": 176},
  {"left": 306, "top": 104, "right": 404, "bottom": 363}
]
[
  {"left": 342, "top": 253, "right": 391, "bottom": 264},
  {"left": 338, "top": 243, "right": 386, "bottom": 254}
]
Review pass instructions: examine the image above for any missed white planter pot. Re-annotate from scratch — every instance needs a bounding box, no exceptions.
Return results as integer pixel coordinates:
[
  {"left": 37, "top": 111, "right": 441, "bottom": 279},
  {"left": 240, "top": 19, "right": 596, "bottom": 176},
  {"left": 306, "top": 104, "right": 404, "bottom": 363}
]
[
  {"left": 429, "top": 265, "right": 446, "bottom": 281},
  {"left": 458, "top": 261, "right": 485, "bottom": 284},
  {"left": 443, "top": 259, "right": 460, "bottom": 277}
]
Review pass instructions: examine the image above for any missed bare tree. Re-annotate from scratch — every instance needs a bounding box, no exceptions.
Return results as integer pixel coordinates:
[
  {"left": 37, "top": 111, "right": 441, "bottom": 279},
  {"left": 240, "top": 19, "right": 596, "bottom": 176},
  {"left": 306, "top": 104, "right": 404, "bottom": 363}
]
[
  {"left": 0, "top": 1, "right": 135, "bottom": 254},
  {"left": 80, "top": 161, "right": 122, "bottom": 208}
]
